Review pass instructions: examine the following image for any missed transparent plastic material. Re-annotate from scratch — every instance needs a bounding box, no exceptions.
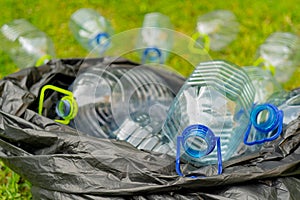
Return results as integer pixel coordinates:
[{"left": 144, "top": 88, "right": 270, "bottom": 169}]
[
  {"left": 136, "top": 12, "right": 173, "bottom": 64},
  {"left": 256, "top": 32, "right": 300, "bottom": 83},
  {"left": 268, "top": 90, "right": 300, "bottom": 125},
  {"left": 0, "top": 19, "right": 55, "bottom": 68},
  {"left": 279, "top": 94, "right": 300, "bottom": 125},
  {"left": 243, "top": 67, "right": 284, "bottom": 147},
  {"left": 69, "top": 8, "right": 113, "bottom": 55},
  {"left": 160, "top": 60, "right": 255, "bottom": 173},
  {"left": 243, "top": 66, "right": 282, "bottom": 103},
  {"left": 55, "top": 65, "right": 176, "bottom": 153},
  {"left": 195, "top": 10, "right": 239, "bottom": 51}
]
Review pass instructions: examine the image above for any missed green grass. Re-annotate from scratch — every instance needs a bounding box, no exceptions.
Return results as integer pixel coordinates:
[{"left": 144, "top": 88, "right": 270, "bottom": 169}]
[
  {"left": 0, "top": 161, "right": 31, "bottom": 199},
  {"left": 0, "top": 0, "right": 300, "bottom": 198}
]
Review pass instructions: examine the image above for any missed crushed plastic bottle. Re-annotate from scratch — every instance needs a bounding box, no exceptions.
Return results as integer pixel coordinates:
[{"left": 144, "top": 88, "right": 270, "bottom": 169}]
[
  {"left": 136, "top": 12, "right": 173, "bottom": 64},
  {"left": 0, "top": 19, "right": 55, "bottom": 69},
  {"left": 69, "top": 8, "right": 113, "bottom": 55},
  {"left": 195, "top": 10, "right": 239, "bottom": 51},
  {"left": 256, "top": 32, "right": 300, "bottom": 83},
  {"left": 159, "top": 60, "right": 255, "bottom": 175}
]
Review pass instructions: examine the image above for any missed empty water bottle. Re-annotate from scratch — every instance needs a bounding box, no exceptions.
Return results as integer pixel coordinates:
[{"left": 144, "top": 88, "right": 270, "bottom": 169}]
[
  {"left": 242, "top": 67, "right": 284, "bottom": 148},
  {"left": 39, "top": 64, "right": 181, "bottom": 153},
  {"left": 243, "top": 66, "right": 282, "bottom": 103},
  {"left": 159, "top": 60, "right": 255, "bottom": 176},
  {"left": 136, "top": 12, "right": 173, "bottom": 64},
  {"left": 69, "top": 8, "right": 113, "bottom": 55},
  {"left": 256, "top": 32, "right": 300, "bottom": 83},
  {"left": 194, "top": 10, "right": 239, "bottom": 51},
  {"left": 0, "top": 19, "right": 55, "bottom": 69}
]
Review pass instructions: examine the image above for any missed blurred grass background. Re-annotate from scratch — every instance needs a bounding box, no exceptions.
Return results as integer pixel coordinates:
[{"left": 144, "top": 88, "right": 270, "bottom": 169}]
[{"left": 0, "top": 0, "right": 300, "bottom": 198}]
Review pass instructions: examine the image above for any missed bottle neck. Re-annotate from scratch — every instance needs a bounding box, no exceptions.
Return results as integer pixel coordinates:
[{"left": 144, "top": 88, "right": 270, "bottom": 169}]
[
  {"left": 181, "top": 124, "right": 216, "bottom": 158},
  {"left": 251, "top": 103, "right": 280, "bottom": 133},
  {"left": 142, "top": 47, "right": 163, "bottom": 64},
  {"left": 55, "top": 96, "right": 78, "bottom": 121}
]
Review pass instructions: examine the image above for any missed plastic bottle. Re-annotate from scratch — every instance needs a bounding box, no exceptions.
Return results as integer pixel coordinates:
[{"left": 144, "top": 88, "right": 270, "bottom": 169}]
[
  {"left": 39, "top": 65, "right": 178, "bottom": 153},
  {"left": 0, "top": 19, "right": 55, "bottom": 69},
  {"left": 256, "top": 32, "right": 300, "bottom": 83},
  {"left": 136, "top": 12, "right": 173, "bottom": 64},
  {"left": 69, "top": 8, "right": 113, "bottom": 55},
  {"left": 159, "top": 60, "right": 256, "bottom": 175},
  {"left": 195, "top": 10, "right": 239, "bottom": 51},
  {"left": 242, "top": 67, "right": 284, "bottom": 148}
]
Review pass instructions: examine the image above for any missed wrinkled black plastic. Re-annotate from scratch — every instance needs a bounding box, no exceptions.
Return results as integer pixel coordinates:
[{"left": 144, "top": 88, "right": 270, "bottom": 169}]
[{"left": 0, "top": 57, "right": 299, "bottom": 200}]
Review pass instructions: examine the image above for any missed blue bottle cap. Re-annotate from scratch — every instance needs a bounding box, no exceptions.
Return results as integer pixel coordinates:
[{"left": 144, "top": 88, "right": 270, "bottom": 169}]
[
  {"left": 181, "top": 124, "right": 216, "bottom": 158},
  {"left": 142, "top": 47, "right": 163, "bottom": 64},
  {"left": 244, "top": 103, "right": 283, "bottom": 145},
  {"left": 89, "top": 32, "right": 110, "bottom": 52},
  {"left": 251, "top": 103, "right": 279, "bottom": 133},
  {"left": 176, "top": 124, "right": 222, "bottom": 177}
]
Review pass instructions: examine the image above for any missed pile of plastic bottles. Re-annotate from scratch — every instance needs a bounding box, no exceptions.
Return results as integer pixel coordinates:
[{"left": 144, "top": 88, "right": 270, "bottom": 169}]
[{"left": 1, "top": 9, "right": 300, "bottom": 177}]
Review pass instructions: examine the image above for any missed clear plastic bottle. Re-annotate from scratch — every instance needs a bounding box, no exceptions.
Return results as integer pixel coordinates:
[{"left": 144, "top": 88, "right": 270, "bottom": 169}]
[
  {"left": 0, "top": 19, "right": 55, "bottom": 69},
  {"left": 136, "top": 12, "right": 173, "bottom": 64},
  {"left": 40, "top": 65, "right": 180, "bottom": 154},
  {"left": 160, "top": 60, "right": 255, "bottom": 175},
  {"left": 195, "top": 10, "right": 239, "bottom": 51},
  {"left": 69, "top": 8, "right": 113, "bottom": 55},
  {"left": 256, "top": 32, "right": 300, "bottom": 83},
  {"left": 242, "top": 67, "right": 284, "bottom": 148}
]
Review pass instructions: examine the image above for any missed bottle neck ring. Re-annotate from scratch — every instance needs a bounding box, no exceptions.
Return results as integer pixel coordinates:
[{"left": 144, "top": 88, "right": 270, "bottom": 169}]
[
  {"left": 251, "top": 103, "right": 280, "bottom": 133},
  {"left": 181, "top": 124, "right": 216, "bottom": 158}
]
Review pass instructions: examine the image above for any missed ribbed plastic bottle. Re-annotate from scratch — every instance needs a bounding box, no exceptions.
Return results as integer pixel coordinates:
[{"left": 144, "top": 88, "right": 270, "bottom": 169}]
[
  {"left": 195, "top": 10, "right": 239, "bottom": 51},
  {"left": 256, "top": 32, "right": 300, "bottom": 83},
  {"left": 159, "top": 60, "right": 255, "bottom": 175},
  {"left": 136, "top": 12, "right": 173, "bottom": 64},
  {"left": 39, "top": 64, "right": 180, "bottom": 154},
  {"left": 69, "top": 8, "right": 113, "bottom": 55},
  {"left": 0, "top": 19, "right": 55, "bottom": 69}
]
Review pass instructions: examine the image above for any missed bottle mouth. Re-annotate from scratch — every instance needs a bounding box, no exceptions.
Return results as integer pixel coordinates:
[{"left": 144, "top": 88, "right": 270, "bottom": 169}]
[
  {"left": 89, "top": 32, "right": 110, "bottom": 52},
  {"left": 244, "top": 103, "right": 283, "bottom": 146},
  {"left": 181, "top": 124, "right": 216, "bottom": 158},
  {"left": 176, "top": 124, "right": 223, "bottom": 177},
  {"left": 55, "top": 96, "right": 78, "bottom": 121},
  {"left": 251, "top": 103, "right": 279, "bottom": 133},
  {"left": 142, "top": 47, "right": 162, "bottom": 64}
]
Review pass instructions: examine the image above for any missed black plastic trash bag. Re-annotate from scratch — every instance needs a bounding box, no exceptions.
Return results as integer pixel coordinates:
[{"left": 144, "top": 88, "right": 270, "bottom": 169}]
[{"left": 0, "top": 57, "right": 300, "bottom": 200}]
